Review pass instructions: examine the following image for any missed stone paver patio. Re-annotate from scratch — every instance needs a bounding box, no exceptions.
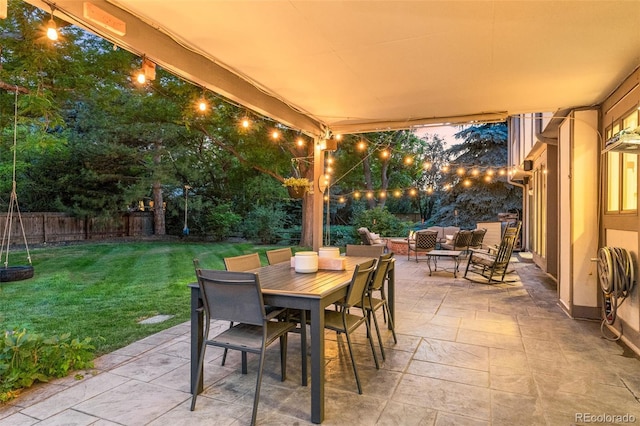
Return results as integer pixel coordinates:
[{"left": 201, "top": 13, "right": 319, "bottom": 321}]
[{"left": 1, "top": 253, "right": 639, "bottom": 425}]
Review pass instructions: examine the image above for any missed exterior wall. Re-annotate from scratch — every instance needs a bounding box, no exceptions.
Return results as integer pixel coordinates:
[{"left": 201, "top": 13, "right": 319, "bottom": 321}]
[{"left": 600, "top": 67, "right": 640, "bottom": 352}]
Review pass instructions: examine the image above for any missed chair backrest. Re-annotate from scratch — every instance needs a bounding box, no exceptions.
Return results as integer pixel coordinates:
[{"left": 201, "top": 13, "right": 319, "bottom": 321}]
[
  {"left": 224, "top": 253, "right": 261, "bottom": 272},
  {"left": 469, "top": 228, "right": 487, "bottom": 248},
  {"left": 443, "top": 226, "right": 460, "bottom": 239},
  {"left": 195, "top": 269, "right": 266, "bottom": 326},
  {"left": 343, "top": 259, "right": 377, "bottom": 308},
  {"left": 357, "top": 227, "right": 372, "bottom": 245},
  {"left": 493, "top": 231, "right": 518, "bottom": 266},
  {"left": 266, "top": 247, "right": 292, "bottom": 265},
  {"left": 345, "top": 244, "right": 385, "bottom": 257},
  {"left": 450, "top": 230, "right": 473, "bottom": 250},
  {"left": 369, "top": 252, "right": 393, "bottom": 292},
  {"left": 415, "top": 230, "right": 438, "bottom": 250}
]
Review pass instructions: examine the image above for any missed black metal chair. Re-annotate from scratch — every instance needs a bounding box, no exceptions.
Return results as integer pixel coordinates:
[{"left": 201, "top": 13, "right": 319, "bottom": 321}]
[
  {"left": 324, "top": 258, "right": 379, "bottom": 394},
  {"left": 356, "top": 252, "right": 397, "bottom": 361},
  {"left": 408, "top": 230, "right": 438, "bottom": 261},
  {"left": 464, "top": 222, "right": 521, "bottom": 283},
  {"left": 191, "top": 268, "right": 295, "bottom": 425}
]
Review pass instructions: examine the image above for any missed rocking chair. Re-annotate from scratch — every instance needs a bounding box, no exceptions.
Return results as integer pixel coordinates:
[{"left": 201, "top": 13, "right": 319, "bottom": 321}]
[{"left": 464, "top": 222, "right": 521, "bottom": 283}]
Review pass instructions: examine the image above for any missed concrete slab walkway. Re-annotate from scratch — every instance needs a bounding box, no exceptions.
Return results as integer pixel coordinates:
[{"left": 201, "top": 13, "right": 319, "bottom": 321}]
[{"left": 1, "top": 254, "right": 639, "bottom": 425}]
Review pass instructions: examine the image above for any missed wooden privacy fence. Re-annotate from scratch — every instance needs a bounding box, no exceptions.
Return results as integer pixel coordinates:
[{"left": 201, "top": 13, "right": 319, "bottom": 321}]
[{"left": 0, "top": 212, "right": 154, "bottom": 246}]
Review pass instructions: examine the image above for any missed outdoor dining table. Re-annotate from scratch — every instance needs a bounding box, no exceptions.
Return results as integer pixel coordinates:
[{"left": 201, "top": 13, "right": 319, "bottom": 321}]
[{"left": 189, "top": 255, "right": 396, "bottom": 424}]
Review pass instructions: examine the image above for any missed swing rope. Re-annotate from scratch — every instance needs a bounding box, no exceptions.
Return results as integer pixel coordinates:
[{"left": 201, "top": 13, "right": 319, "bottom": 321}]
[{"left": 0, "top": 88, "right": 32, "bottom": 268}]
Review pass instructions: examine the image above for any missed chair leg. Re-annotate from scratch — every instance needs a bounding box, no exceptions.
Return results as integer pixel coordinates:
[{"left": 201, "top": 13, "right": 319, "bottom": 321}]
[
  {"left": 242, "top": 351, "right": 248, "bottom": 374},
  {"left": 190, "top": 326, "right": 209, "bottom": 410},
  {"left": 363, "top": 312, "right": 380, "bottom": 370},
  {"left": 251, "top": 349, "right": 267, "bottom": 426},
  {"left": 221, "top": 320, "right": 233, "bottom": 366},
  {"left": 383, "top": 301, "right": 398, "bottom": 344},
  {"left": 343, "top": 330, "right": 363, "bottom": 394},
  {"left": 369, "top": 304, "right": 386, "bottom": 360}
]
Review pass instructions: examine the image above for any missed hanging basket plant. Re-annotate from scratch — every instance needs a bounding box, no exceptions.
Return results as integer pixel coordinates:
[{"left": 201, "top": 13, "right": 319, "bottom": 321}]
[{"left": 283, "top": 177, "right": 311, "bottom": 199}]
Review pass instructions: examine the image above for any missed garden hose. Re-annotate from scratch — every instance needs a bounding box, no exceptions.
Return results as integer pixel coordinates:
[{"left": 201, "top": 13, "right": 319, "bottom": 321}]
[{"left": 597, "top": 247, "right": 635, "bottom": 340}]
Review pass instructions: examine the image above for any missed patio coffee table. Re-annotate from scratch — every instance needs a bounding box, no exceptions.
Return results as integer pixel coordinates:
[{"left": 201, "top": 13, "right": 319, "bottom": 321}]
[{"left": 426, "top": 250, "right": 463, "bottom": 278}]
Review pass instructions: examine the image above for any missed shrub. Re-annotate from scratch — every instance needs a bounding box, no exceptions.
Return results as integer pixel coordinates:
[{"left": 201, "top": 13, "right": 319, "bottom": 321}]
[
  {"left": 0, "top": 328, "right": 95, "bottom": 403},
  {"left": 203, "top": 202, "right": 242, "bottom": 241},
  {"left": 353, "top": 206, "right": 410, "bottom": 237},
  {"left": 243, "top": 206, "right": 287, "bottom": 244}
]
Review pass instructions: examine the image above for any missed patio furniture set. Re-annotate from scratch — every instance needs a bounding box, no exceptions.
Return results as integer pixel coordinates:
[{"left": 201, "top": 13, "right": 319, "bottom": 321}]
[{"left": 189, "top": 246, "right": 397, "bottom": 425}]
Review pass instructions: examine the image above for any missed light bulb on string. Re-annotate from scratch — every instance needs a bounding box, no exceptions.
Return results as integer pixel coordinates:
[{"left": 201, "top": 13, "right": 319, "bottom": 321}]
[
  {"left": 404, "top": 156, "right": 414, "bottom": 165},
  {"left": 241, "top": 116, "right": 250, "bottom": 129},
  {"left": 463, "top": 179, "right": 472, "bottom": 187},
  {"left": 354, "top": 191, "right": 361, "bottom": 199},
  {"left": 379, "top": 191, "right": 387, "bottom": 199},
  {"left": 393, "top": 189, "right": 402, "bottom": 198},
  {"left": 197, "top": 89, "right": 208, "bottom": 113},
  {"left": 456, "top": 167, "right": 465, "bottom": 176},
  {"left": 46, "top": 18, "right": 58, "bottom": 41},
  {"left": 296, "top": 138, "right": 305, "bottom": 147},
  {"left": 338, "top": 196, "right": 345, "bottom": 203},
  {"left": 471, "top": 168, "right": 480, "bottom": 177},
  {"left": 484, "top": 175, "right": 492, "bottom": 183},
  {"left": 380, "top": 149, "right": 390, "bottom": 159},
  {"left": 357, "top": 140, "right": 367, "bottom": 151},
  {"left": 426, "top": 187, "right": 434, "bottom": 194},
  {"left": 409, "top": 188, "right": 417, "bottom": 196},
  {"left": 486, "top": 168, "right": 494, "bottom": 176},
  {"left": 423, "top": 161, "right": 432, "bottom": 170},
  {"left": 271, "top": 130, "right": 280, "bottom": 140},
  {"left": 442, "top": 165, "right": 450, "bottom": 173},
  {"left": 366, "top": 191, "right": 374, "bottom": 199}
]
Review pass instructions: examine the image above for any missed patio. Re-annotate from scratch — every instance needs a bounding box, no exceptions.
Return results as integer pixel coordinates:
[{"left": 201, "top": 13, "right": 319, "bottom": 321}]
[{"left": 1, "top": 254, "right": 639, "bottom": 425}]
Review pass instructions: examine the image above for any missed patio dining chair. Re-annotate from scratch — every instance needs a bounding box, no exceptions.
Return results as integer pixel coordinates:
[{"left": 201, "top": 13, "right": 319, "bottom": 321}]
[
  {"left": 224, "top": 252, "right": 261, "bottom": 271},
  {"left": 356, "top": 252, "right": 397, "bottom": 361},
  {"left": 408, "top": 230, "right": 438, "bottom": 261},
  {"left": 266, "top": 247, "right": 293, "bottom": 265},
  {"left": 191, "top": 268, "right": 295, "bottom": 425},
  {"left": 324, "top": 258, "right": 379, "bottom": 394},
  {"left": 222, "top": 252, "right": 284, "bottom": 366},
  {"left": 345, "top": 244, "right": 385, "bottom": 257}
]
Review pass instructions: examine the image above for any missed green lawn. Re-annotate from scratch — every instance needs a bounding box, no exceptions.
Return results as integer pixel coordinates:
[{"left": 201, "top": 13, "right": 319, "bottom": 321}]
[{"left": 0, "top": 241, "right": 298, "bottom": 355}]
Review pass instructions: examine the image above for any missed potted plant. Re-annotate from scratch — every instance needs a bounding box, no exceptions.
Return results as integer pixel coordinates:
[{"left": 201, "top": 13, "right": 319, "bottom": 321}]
[{"left": 283, "top": 177, "right": 312, "bottom": 198}]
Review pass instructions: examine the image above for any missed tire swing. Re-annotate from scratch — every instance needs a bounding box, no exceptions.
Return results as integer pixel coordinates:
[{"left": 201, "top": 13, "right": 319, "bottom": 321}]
[{"left": 0, "top": 88, "right": 33, "bottom": 282}]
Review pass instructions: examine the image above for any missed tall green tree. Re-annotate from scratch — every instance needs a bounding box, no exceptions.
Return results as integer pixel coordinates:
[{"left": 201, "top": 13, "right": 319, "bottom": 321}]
[{"left": 429, "top": 122, "right": 522, "bottom": 228}]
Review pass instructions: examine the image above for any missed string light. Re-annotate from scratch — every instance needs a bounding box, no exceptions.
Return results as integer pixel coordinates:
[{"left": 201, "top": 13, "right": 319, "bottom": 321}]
[
  {"left": 404, "top": 156, "right": 414, "bottom": 165},
  {"left": 271, "top": 130, "right": 280, "bottom": 140},
  {"left": 197, "top": 89, "right": 208, "bottom": 113},
  {"left": 456, "top": 167, "right": 465, "bottom": 176},
  {"left": 241, "top": 116, "right": 250, "bottom": 129},
  {"left": 357, "top": 140, "right": 367, "bottom": 151},
  {"left": 380, "top": 149, "right": 390, "bottom": 159},
  {"left": 46, "top": 17, "right": 58, "bottom": 41}
]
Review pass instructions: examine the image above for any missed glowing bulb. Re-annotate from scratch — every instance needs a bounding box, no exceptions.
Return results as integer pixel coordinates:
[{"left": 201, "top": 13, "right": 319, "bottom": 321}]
[
  {"left": 442, "top": 165, "right": 450, "bottom": 172},
  {"left": 471, "top": 168, "right": 480, "bottom": 176},
  {"left": 426, "top": 187, "right": 433, "bottom": 194},
  {"left": 357, "top": 140, "right": 367, "bottom": 151},
  {"left": 297, "top": 138, "right": 305, "bottom": 147},
  {"left": 136, "top": 72, "right": 146, "bottom": 84},
  {"left": 366, "top": 191, "right": 374, "bottom": 199},
  {"left": 409, "top": 188, "right": 417, "bottom": 196},
  {"left": 338, "top": 196, "right": 345, "bottom": 203},
  {"left": 46, "top": 19, "right": 58, "bottom": 41},
  {"left": 324, "top": 195, "right": 329, "bottom": 201},
  {"left": 198, "top": 99, "right": 207, "bottom": 112},
  {"left": 380, "top": 150, "right": 390, "bottom": 159},
  {"left": 326, "top": 166, "right": 333, "bottom": 174},
  {"left": 486, "top": 169, "right": 494, "bottom": 176},
  {"left": 335, "top": 134, "right": 342, "bottom": 140},
  {"left": 241, "top": 118, "right": 250, "bottom": 128},
  {"left": 354, "top": 191, "right": 361, "bottom": 199},
  {"left": 463, "top": 179, "right": 472, "bottom": 187},
  {"left": 327, "top": 157, "right": 334, "bottom": 165},
  {"left": 499, "top": 169, "right": 506, "bottom": 176},
  {"left": 379, "top": 191, "right": 386, "bottom": 198},
  {"left": 456, "top": 167, "right": 465, "bottom": 176},
  {"left": 404, "top": 156, "right": 414, "bottom": 165},
  {"left": 393, "top": 190, "right": 402, "bottom": 198},
  {"left": 271, "top": 130, "right": 279, "bottom": 140},
  {"left": 423, "top": 162, "right": 432, "bottom": 170},
  {"left": 484, "top": 175, "right": 492, "bottom": 182},
  {"left": 444, "top": 184, "right": 451, "bottom": 190}
]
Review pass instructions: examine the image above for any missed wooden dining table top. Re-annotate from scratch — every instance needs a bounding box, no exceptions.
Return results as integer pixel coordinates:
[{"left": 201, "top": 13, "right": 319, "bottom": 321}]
[{"left": 254, "top": 256, "right": 373, "bottom": 298}]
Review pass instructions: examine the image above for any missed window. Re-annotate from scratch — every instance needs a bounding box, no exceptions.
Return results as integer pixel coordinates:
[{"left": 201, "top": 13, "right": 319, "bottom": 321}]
[{"left": 606, "top": 109, "right": 638, "bottom": 213}]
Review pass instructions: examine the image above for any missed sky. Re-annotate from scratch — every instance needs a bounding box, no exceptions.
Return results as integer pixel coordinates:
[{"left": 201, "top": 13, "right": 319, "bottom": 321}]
[{"left": 413, "top": 125, "right": 464, "bottom": 147}]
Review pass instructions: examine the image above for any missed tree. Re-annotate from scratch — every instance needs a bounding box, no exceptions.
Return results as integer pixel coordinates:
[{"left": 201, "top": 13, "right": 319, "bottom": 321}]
[{"left": 429, "top": 122, "right": 522, "bottom": 228}]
